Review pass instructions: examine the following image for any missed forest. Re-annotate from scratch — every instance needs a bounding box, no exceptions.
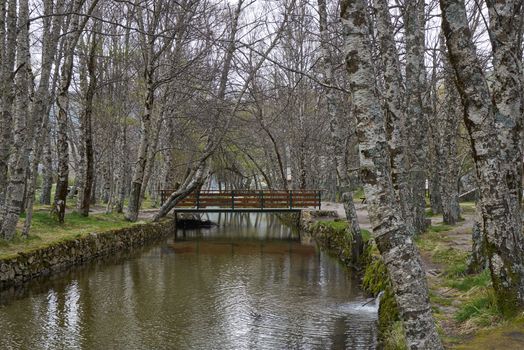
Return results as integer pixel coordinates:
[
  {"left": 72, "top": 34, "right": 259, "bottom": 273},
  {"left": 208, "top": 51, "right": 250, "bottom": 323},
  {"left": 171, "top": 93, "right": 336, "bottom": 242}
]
[{"left": 0, "top": 0, "right": 523, "bottom": 349}]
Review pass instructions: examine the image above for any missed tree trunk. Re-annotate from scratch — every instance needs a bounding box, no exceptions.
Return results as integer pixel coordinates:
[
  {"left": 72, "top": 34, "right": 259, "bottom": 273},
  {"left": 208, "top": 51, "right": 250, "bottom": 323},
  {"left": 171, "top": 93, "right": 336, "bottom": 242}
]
[
  {"left": 374, "top": 0, "right": 411, "bottom": 225},
  {"left": 404, "top": 0, "right": 428, "bottom": 235},
  {"left": 440, "top": 0, "right": 524, "bottom": 315},
  {"left": 125, "top": 70, "right": 154, "bottom": 221},
  {"left": 467, "top": 206, "right": 488, "bottom": 274},
  {"left": 153, "top": 160, "right": 210, "bottom": 221},
  {"left": 115, "top": 117, "right": 129, "bottom": 213},
  {"left": 23, "top": 0, "right": 64, "bottom": 235},
  {"left": 0, "top": 0, "right": 31, "bottom": 239},
  {"left": 0, "top": 0, "right": 17, "bottom": 209},
  {"left": 52, "top": 0, "right": 99, "bottom": 223},
  {"left": 77, "top": 31, "right": 97, "bottom": 216},
  {"left": 341, "top": 0, "right": 442, "bottom": 348},
  {"left": 139, "top": 113, "right": 162, "bottom": 206},
  {"left": 40, "top": 134, "right": 53, "bottom": 205},
  {"left": 439, "top": 44, "right": 461, "bottom": 225},
  {"left": 318, "top": 0, "right": 361, "bottom": 243}
]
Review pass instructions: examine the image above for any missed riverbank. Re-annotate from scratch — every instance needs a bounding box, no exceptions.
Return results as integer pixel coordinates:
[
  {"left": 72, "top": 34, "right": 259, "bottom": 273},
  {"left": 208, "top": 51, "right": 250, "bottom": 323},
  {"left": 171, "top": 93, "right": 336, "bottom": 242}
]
[
  {"left": 305, "top": 202, "right": 524, "bottom": 349},
  {"left": 0, "top": 211, "right": 175, "bottom": 289}
]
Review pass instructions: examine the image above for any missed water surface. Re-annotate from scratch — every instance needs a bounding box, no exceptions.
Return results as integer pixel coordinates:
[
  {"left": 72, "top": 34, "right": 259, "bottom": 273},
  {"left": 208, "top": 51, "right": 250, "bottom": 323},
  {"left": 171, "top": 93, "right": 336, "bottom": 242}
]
[{"left": 0, "top": 213, "right": 377, "bottom": 349}]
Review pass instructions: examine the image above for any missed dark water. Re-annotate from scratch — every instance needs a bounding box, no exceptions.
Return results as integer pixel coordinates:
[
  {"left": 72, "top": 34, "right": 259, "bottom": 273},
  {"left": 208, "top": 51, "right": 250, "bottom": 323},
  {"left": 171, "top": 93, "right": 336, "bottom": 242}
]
[{"left": 0, "top": 213, "right": 377, "bottom": 349}]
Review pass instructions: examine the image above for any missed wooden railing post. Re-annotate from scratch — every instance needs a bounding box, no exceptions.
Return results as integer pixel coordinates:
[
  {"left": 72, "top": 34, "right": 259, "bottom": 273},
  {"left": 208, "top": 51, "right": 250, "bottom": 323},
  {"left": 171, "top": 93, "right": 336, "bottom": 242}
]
[
  {"left": 318, "top": 190, "right": 321, "bottom": 209},
  {"left": 289, "top": 190, "right": 293, "bottom": 209},
  {"left": 231, "top": 190, "right": 235, "bottom": 210}
]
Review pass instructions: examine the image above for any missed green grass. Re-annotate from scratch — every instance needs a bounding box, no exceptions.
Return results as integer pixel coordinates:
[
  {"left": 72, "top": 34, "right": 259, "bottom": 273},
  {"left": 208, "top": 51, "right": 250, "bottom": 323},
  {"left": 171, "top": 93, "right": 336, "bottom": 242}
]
[
  {"left": 453, "top": 316, "right": 524, "bottom": 349},
  {"left": 352, "top": 187, "right": 365, "bottom": 201},
  {"left": 0, "top": 210, "right": 140, "bottom": 259},
  {"left": 414, "top": 220, "right": 506, "bottom": 332},
  {"left": 459, "top": 201, "right": 476, "bottom": 214},
  {"left": 428, "top": 223, "right": 454, "bottom": 233},
  {"left": 316, "top": 220, "right": 348, "bottom": 231},
  {"left": 314, "top": 220, "right": 372, "bottom": 243},
  {"left": 454, "top": 289, "right": 501, "bottom": 326},
  {"left": 425, "top": 208, "right": 441, "bottom": 217},
  {"left": 361, "top": 228, "right": 372, "bottom": 242},
  {"left": 382, "top": 321, "right": 408, "bottom": 350},
  {"left": 449, "top": 270, "right": 491, "bottom": 291}
]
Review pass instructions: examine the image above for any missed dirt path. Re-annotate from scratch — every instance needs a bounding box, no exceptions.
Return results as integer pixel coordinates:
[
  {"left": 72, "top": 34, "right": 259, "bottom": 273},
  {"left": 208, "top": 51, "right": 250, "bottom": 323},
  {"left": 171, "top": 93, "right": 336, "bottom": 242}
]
[
  {"left": 321, "top": 201, "right": 475, "bottom": 251},
  {"left": 321, "top": 201, "right": 372, "bottom": 230}
]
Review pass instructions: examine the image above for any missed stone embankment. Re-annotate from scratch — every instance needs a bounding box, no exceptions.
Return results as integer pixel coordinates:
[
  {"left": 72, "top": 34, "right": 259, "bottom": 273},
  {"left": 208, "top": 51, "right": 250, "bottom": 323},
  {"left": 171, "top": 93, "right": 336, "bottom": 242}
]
[{"left": 0, "top": 219, "right": 175, "bottom": 289}]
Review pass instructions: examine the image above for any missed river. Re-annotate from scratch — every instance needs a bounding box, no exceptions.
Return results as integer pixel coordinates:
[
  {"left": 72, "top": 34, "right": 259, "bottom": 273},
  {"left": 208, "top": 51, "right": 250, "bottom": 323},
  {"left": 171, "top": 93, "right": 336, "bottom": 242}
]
[{"left": 0, "top": 213, "right": 377, "bottom": 349}]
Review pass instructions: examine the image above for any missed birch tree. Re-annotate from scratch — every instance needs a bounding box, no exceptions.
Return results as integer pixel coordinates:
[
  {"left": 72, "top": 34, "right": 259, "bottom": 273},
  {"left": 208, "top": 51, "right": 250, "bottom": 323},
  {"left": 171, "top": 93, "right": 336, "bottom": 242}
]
[
  {"left": 438, "top": 40, "right": 461, "bottom": 225},
  {"left": 374, "top": 0, "right": 411, "bottom": 225},
  {"left": 22, "top": 0, "right": 64, "bottom": 234},
  {"left": 440, "top": 0, "right": 524, "bottom": 314},
  {"left": 403, "top": 0, "right": 428, "bottom": 235},
  {"left": 341, "top": 0, "right": 442, "bottom": 347},
  {"left": 53, "top": 0, "right": 99, "bottom": 223},
  {"left": 154, "top": 0, "right": 294, "bottom": 219},
  {"left": 0, "top": 0, "right": 31, "bottom": 239},
  {"left": 317, "top": 0, "right": 361, "bottom": 244},
  {"left": 76, "top": 27, "right": 99, "bottom": 216},
  {"left": 0, "top": 0, "right": 17, "bottom": 208},
  {"left": 124, "top": 0, "right": 179, "bottom": 222}
]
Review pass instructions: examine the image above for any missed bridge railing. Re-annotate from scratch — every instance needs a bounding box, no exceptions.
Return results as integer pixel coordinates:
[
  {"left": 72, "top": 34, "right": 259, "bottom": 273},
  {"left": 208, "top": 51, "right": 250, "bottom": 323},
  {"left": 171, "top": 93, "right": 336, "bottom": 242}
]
[{"left": 159, "top": 189, "right": 321, "bottom": 210}]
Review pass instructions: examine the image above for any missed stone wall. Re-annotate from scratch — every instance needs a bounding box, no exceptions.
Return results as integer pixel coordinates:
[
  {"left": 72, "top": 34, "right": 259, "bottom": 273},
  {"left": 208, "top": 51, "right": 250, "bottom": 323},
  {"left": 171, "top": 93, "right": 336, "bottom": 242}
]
[
  {"left": 0, "top": 219, "right": 175, "bottom": 290},
  {"left": 298, "top": 210, "right": 363, "bottom": 267}
]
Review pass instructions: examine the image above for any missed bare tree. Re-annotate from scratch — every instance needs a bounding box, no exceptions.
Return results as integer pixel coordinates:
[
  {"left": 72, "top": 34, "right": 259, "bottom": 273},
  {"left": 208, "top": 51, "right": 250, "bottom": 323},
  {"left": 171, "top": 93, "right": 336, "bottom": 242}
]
[
  {"left": 341, "top": 0, "right": 442, "bottom": 347},
  {"left": 53, "top": 0, "right": 99, "bottom": 223},
  {"left": 0, "top": 0, "right": 31, "bottom": 239},
  {"left": 440, "top": 0, "right": 524, "bottom": 314}
]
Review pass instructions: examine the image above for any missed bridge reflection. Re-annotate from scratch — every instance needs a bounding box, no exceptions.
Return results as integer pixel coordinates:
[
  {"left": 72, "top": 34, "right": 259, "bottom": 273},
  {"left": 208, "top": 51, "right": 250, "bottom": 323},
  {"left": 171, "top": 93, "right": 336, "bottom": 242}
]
[{"left": 168, "top": 241, "right": 316, "bottom": 256}]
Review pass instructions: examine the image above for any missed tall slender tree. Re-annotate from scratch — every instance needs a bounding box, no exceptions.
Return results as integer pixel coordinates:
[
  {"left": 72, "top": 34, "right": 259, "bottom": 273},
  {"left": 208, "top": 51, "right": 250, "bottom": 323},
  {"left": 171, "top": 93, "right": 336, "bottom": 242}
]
[
  {"left": 341, "top": 0, "right": 442, "bottom": 347},
  {"left": 440, "top": 0, "right": 524, "bottom": 315}
]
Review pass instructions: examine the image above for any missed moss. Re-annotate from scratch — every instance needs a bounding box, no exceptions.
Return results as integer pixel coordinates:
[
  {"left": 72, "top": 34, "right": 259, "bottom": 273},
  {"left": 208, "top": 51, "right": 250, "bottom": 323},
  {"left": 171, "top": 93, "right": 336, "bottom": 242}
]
[
  {"left": 314, "top": 220, "right": 348, "bottom": 231},
  {"left": 361, "top": 229, "right": 372, "bottom": 242},
  {"left": 361, "top": 246, "right": 402, "bottom": 347},
  {"left": 311, "top": 221, "right": 355, "bottom": 264},
  {"left": 307, "top": 219, "right": 405, "bottom": 348},
  {"left": 382, "top": 321, "right": 408, "bottom": 350}
]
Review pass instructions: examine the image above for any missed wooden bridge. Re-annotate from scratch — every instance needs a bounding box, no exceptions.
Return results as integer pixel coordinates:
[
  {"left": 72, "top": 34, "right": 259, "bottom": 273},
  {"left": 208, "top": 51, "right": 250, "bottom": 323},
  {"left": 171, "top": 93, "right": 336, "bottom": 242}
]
[{"left": 160, "top": 190, "right": 321, "bottom": 212}]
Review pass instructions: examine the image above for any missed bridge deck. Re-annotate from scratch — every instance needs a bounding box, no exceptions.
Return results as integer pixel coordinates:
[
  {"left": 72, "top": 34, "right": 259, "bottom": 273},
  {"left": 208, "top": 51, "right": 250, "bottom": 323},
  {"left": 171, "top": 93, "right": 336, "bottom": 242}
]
[
  {"left": 172, "top": 208, "right": 303, "bottom": 213},
  {"left": 160, "top": 189, "right": 321, "bottom": 211}
]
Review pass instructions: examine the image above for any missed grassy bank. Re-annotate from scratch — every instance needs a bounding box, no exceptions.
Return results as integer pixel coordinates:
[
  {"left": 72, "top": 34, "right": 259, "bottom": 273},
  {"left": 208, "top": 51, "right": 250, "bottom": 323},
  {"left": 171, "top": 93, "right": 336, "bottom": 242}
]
[
  {"left": 417, "top": 221, "right": 524, "bottom": 349},
  {"left": 0, "top": 210, "right": 141, "bottom": 259},
  {"left": 313, "top": 201, "right": 523, "bottom": 349}
]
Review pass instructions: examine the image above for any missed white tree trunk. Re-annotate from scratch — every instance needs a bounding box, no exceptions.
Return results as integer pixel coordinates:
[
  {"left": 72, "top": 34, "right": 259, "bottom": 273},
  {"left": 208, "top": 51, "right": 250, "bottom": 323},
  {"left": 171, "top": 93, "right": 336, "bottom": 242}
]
[
  {"left": 404, "top": 0, "right": 428, "bottom": 235},
  {"left": 1, "top": 0, "right": 31, "bottom": 239},
  {"left": 440, "top": 0, "right": 524, "bottom": 315},
  {"left": 0, "top": 0, "right": 17, "bottom": 209},
  {"left": 341, "top": 0, "right": 442, "bottom": 347},
  {"left": 374, "top": 0, "right": 411, "bottom": 225}
]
